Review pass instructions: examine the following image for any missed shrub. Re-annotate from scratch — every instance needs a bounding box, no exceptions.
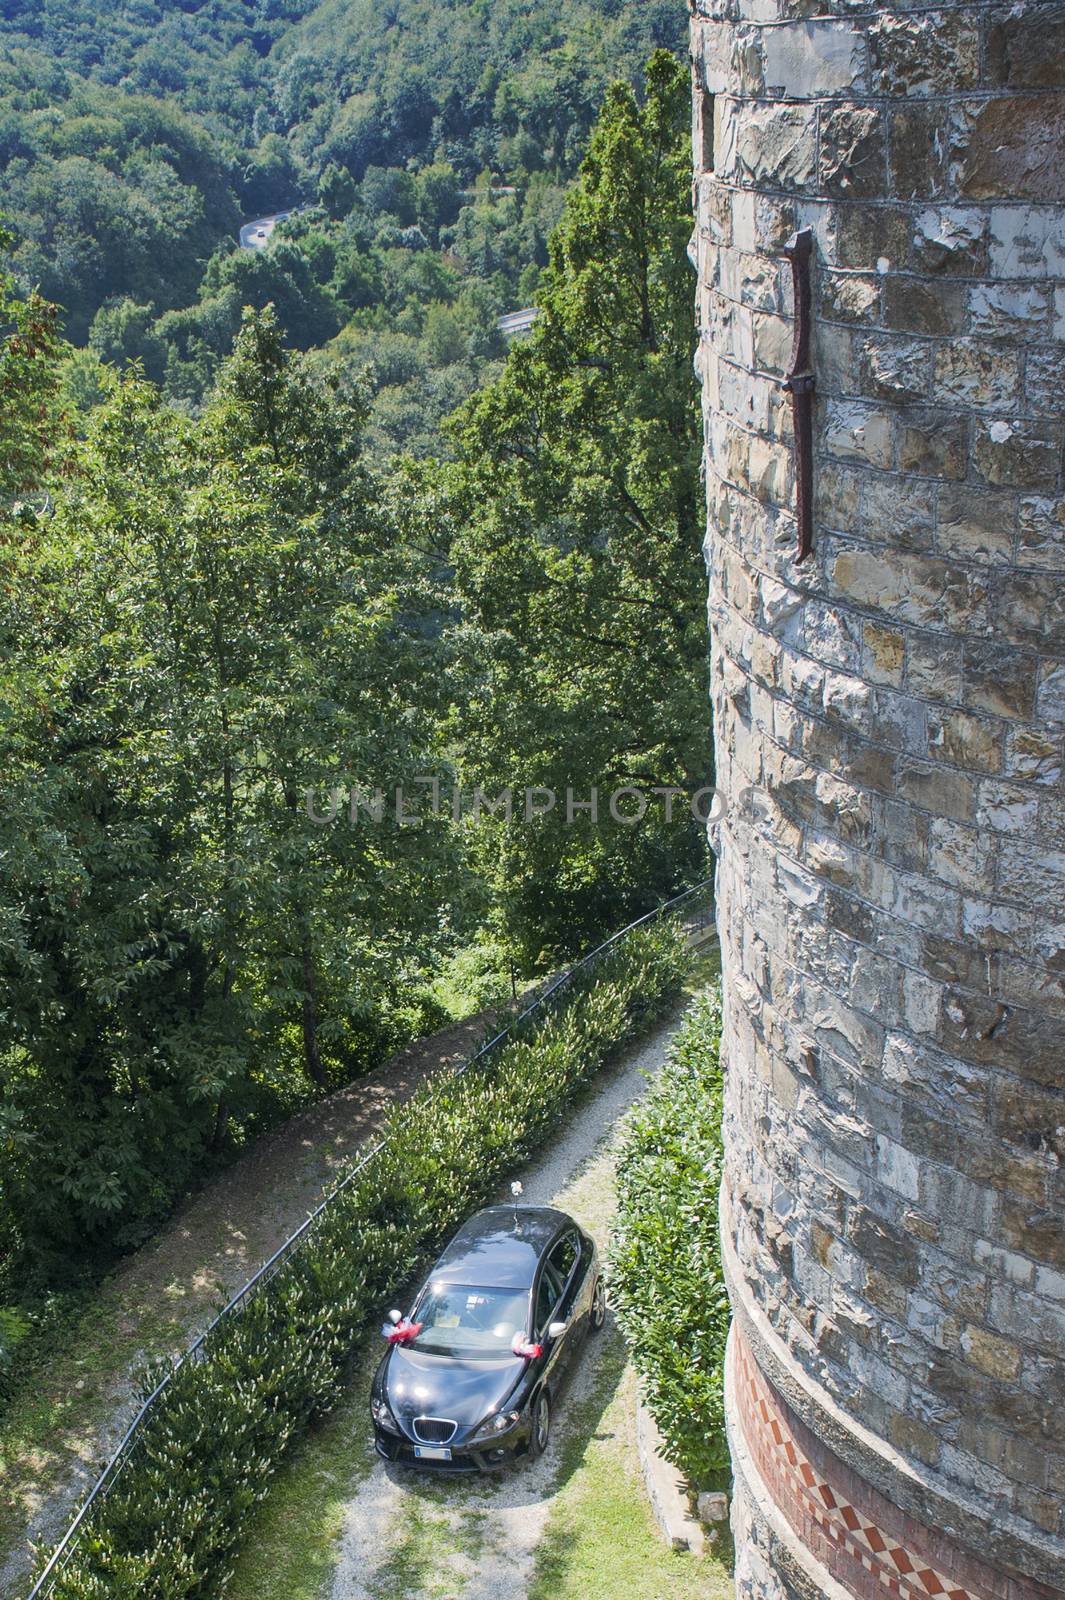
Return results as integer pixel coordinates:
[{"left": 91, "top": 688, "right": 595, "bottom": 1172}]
[
  {"left": 609, "top": 983, "right": 729, "bottom": 1488},
  {"left": 38, "top": 921, "right": 691, "bottom": 1599}
]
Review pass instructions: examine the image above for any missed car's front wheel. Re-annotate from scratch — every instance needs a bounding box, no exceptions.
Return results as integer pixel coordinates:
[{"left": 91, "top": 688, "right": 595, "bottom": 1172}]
[
  {"left": 590, "top": 1276, "right": 607, "bottom": 1332},
  {"left": 529, "top": 1390, "right": 551, "bottom": 1458}
]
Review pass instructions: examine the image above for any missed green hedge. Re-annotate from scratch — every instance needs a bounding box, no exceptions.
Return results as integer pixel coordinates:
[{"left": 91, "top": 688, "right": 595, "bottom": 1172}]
[
  {"left": 37, "top": 921, "right": 691, "bottom": 1599},
  {"left": 609, "top": 983, "right": 730, "bottom": 1488}
]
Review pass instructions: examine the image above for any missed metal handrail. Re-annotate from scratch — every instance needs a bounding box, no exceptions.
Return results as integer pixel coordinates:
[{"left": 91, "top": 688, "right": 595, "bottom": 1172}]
[{"left": 26, "top": 878, "right": 712, "bottom": 1597}]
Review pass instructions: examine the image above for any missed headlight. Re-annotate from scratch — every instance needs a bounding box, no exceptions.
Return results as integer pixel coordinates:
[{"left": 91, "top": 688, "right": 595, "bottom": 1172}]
[
  {"left": 470, "top": 1409, "right": 520, "bottom": 1442},
  {"left": 372, "top": 1395, "right": 400, "bottom": 1433}
]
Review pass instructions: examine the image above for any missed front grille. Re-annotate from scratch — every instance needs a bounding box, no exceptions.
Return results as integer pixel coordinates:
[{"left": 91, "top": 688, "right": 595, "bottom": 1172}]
[{"left": 412, "top": 1416, "right": 457, "bottom": 1444}]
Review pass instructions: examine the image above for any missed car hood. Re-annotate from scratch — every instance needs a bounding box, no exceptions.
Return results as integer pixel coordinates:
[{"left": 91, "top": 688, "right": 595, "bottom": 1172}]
[{"left": 383, "top": 1344, "right": 526, "bottom": 1430}]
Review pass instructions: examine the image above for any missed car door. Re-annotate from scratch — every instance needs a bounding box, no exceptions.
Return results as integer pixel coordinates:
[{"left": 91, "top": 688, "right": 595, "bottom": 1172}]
[
  {"left": 533, "top": 1252, "right": 567, "bottom": 1389},
  {"left": 537, "top": 1230, "right": 583, "bottom": 1381}
]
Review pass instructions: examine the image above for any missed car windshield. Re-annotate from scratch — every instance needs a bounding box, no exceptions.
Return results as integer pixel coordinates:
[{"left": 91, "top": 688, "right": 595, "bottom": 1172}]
[{"left": 412, "top": 1283, "right": 530, "bottom": 1357}]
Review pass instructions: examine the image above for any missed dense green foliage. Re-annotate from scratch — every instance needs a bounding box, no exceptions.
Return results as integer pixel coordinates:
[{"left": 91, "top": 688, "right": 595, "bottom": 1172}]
[
  {"left": 0, "top": 0, "right": 684, "bottom": 432},
  {"left": 0, "top": 306, "right": 458, "bottom": 1265},
  {"left": 440, "top": 53, "right": 710, "bottom": 961},
  {"left": 35, "top": 922, "right": 690, "bottom": 1599},
  {"left": 0, "top": 56, "right": 244, "bottom": 344},
  {"left": 609, "top": 985, "right": 730, "bottom": 1487},
  {"left": 0, "top": 221, "right": 69, "bottom": 495},
  {"left": 0, "top": 41, "right": 709, "bottom": 1454}
]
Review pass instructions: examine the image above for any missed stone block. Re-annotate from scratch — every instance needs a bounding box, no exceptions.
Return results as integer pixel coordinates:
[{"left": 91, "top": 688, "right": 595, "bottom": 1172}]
[
  {"left": 837, "top": 204, "right": 914, "bottom": 273},
  {"left": 818, "top": 269, "right": 881, "bottom": 326},
  {"left": 903, "top": 970, "right": 942, "bottom": 1037},
  {"left": 972, "top": 418, "right": 1062, "bottom": 492},
  {"left": 962, "top": 1324, "right": 1022, "bottom": 1382},
  {"left": 897, "top": 760, "right": 975, "bottom": 822},
  {"left": 998, "top": 840, "right": 1065, "bottom": 912},
  {"left": 862, "top": 621, "right": 905, "bottom": 687},
  {"left": 755, "top": 194, "right": 802, "bottom": 252},
  {"left": 898, "top": 409, "right": 968, "bottom": 481},
  {"left": 833, "top": 546, "right": 983, "bottom": 632},
  {"left": 869, "top": 10, "right": 980, "bottom": 97},
  {"left": 859, "top": 337, "right": 931, "bottom": 404},
  {"left": 1001, "top": 1205, "right": 1065, "bottom": 1274},
  {"left": 822, "top": 399, "right": 893, "bottom": 467},
  {"left": 894, "top": 867, "right": 961, "bottom": 934},
  {"left": 816, "top": 322, "right": 858, "bottom": 395},
  {"left": 816, "top": 462, "right": 863, "bottom": 531},
  {"left": 762, "top": 20, "right": 866, "bottom": 97},
  {"left": 937, "top": 484, "right": 1016, "bottom": 565},
  {"left": 1023, "top": 349, "right": 1065, "bottom": 420},
  {"left": 995, "top": 571, "right": 1065, "bottom": 649},
  {"left": 1037, "top": 661, "right": 1065, "bottom": 723},
  {"left": 889, "top": 104, "right": 950, "bottom": 201},
  {"left": 887, "top": 1411, "right": 943, "bottom": 1468},
  {"left": 733, "top": 102, "right": 818, "bottom": 190},
  {"left": 720, "top": 246, "right": 785, "bottom": 313},
  {"left": 953, "top": 94, "right": 1065, "bottom": 203},
  {"left": 989, "top": 204, "right": 1065, "bottom": 279},
  {"left": 913, "top": 207, "right": 988, "bottom": 276},
  {"left": 803, "top": 602, "right": 861, "bottom": 670},
  {"left": 848, "top": 1205, "right": 921, "bottom": 1289},
  {"left": 969, "top": 282, "right": 1052, "bottom": 341},
  {"left": 986, "top": 5, "right": 1065, "bottom": 91},
  {"left": 820, "top": 106, "right": 885, "bottom": 199},
  {"left": 976, "top": 780, "right": 1040, "bottom": 835},
  {"left": 884, "top": 277, "right": 967, "bottom": 338},
  {"left": 992, "top": 1078, "right": 1065, "bottom": 1163},
  {"left": 928, "top": 818, "right": 997, "bottom": 895},
  {"left": 932, "top": 342, "right": 1020, "bottom": 411},
  {"left": 719, "top": 359, "right": 790, "bottom": 439},
  {"left": 863, "top": 474, "right": 936, "bottom": 549},
  {"left": 906, "top": 620, "right": 964, "bottom": 695},
  {"left": 822, "top": 669, "right": 872, "bottom": 730},
  {"left": 751, "top": 309, "right": 792, "bottom": 377},
  {"left": 1006, "top": 728, "right": 1063, "bottom": 786},
  {"left": 963, "top": 641, "right": 1037, "bottom": 720},
  {"left": 927, "top": 709, "right": 1003, "bottom": 773}
]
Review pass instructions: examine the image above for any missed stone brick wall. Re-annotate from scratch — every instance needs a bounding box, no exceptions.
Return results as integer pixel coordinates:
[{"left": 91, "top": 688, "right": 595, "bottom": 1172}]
[{"left": 689, "top": 3, "right": 1065, "bottom": 1595}]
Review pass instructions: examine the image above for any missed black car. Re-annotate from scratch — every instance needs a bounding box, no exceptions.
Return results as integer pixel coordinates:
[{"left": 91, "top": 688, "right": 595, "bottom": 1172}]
[{"left": 371, "top": 1204, "right": 605, "bottom": 1472}]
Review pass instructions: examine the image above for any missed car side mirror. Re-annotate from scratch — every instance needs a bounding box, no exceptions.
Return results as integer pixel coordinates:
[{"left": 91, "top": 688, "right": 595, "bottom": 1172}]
[
  {"left": 387, "top": 1309, "right": 402, "bottom": 1325},
  {"left": 547, "top": 1320, "right": 568, "bottom": 1340}
]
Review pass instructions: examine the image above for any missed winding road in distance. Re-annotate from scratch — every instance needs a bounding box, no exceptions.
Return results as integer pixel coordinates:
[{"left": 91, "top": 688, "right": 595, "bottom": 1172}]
[{"left": 238, "top": 211, "right": 292, "bottom": 250}]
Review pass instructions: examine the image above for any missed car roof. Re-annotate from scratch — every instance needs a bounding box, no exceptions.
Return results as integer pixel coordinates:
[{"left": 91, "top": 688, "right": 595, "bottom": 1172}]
[{"left": 429, "top": 1205, "right": 574, "bottom": 1290}]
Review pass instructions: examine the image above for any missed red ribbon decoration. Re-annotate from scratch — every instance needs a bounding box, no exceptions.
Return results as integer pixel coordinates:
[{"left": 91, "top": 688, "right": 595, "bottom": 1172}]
[
  {"left": 385, "top": 1320, "right": 423, "bottom": 1345},
  {"left": 512, "top": 1337, "right": 542, "bottom": 1360}
]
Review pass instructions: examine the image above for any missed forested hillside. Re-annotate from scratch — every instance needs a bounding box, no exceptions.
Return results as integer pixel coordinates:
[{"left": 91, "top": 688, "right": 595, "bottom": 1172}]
[
  {"left": 0, "top": 53, "right": 708, "bottom": 1408},
  {"left": 0, "top": 0, "right": 683, "bottom": 439}
]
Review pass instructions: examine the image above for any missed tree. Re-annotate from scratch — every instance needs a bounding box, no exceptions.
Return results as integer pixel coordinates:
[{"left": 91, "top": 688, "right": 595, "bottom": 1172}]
[
  {"left": 441, "top": 52, "right": 710, "bottom": 962},
  {"left": 0, "top": 309, "right": 458, "bottom": 1258},
  {"left": 318, "top": 161, "right": 356, "bottom": 220},
  {"left": 0, "top": 222, "right": 67, "bottom": 499},
  {"left": 88, "top": 296, "right": 167, "bottom": 384}
]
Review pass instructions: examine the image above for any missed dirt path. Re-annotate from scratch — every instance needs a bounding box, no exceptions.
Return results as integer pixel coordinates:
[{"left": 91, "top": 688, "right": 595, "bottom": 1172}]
[
  {"left": 0, "top": 1000, "right": 527, "bottom": 1600},
  {"left": 225, "top": 983, "right": 730, "bottom": 1600}
]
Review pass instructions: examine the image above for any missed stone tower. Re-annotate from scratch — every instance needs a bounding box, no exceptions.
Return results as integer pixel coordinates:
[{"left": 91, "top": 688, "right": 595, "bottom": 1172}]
[{"left": 690, "top": 3, "right": 1065, "bottom": 1597}]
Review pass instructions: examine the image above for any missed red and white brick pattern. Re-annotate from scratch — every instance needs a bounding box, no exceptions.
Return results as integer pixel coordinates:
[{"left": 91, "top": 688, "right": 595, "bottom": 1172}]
[{"left": 732, "top": 1328, "right": 1057, "bottom": 1600}]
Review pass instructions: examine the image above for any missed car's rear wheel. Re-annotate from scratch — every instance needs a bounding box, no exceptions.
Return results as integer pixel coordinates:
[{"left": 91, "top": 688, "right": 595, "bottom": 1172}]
[
  {"left": 529, "top": 1391, "right": 551, "bottom": 1458},
  {"left": 590, "top": 1276, "right": 607, "bottom": 1332}
]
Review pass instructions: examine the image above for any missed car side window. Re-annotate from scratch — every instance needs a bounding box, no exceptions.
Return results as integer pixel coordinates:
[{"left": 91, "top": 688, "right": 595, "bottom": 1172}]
[
  {"left": 534, "top": 1260, "right": 565, "bottom": 1333},
  {"left": 547, "top": 1230, "right": 579, "bottom": 1289}
]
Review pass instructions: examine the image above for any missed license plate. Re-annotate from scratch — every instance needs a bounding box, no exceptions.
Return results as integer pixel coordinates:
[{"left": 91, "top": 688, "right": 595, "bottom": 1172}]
[{"left": 414, "top": 1445, "right": 452, "bottom": 1461}]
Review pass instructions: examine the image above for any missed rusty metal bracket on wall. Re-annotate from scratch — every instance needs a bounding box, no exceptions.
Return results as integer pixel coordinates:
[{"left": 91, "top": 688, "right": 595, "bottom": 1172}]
[{"left": 782, "top": 228, "right": 815, "bottom": 564}]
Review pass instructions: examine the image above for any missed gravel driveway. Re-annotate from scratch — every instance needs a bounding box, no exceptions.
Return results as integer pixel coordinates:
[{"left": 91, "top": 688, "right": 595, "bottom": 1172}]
[{"left": 318, "top": 1000, "right": 694, "bottom": 1600}]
